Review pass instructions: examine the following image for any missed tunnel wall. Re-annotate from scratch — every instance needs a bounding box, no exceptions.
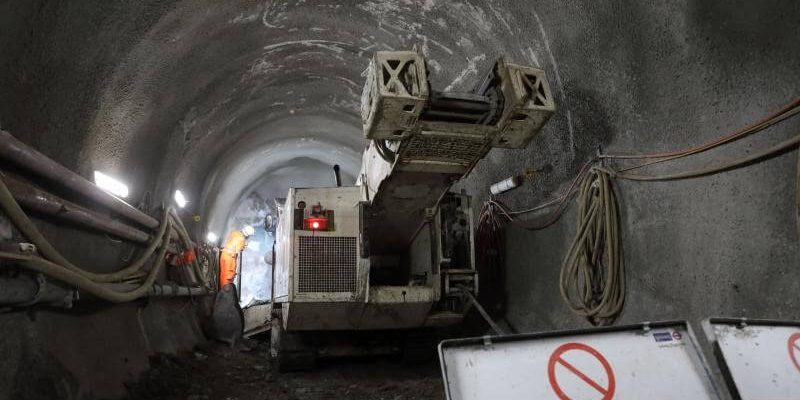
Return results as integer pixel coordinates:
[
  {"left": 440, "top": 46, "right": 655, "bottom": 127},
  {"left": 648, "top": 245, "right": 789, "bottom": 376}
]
[
  {"left": 459, "top": 1, "right": 800, "bottom": 332},
  {"left": 453, "top": 1, "right": 800, "bottom": 396},
  {"left": 0, "top": 1, "right": 797, "bottom": 399},
  {"left": 0, "top": 3, "right": 210, "bottom": 399}
]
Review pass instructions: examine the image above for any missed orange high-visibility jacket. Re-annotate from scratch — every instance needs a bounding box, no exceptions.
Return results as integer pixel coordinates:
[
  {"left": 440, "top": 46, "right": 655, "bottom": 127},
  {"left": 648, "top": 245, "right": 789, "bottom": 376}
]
[{"left": 219, "top": 230, "right": 246, "bottom": 288}]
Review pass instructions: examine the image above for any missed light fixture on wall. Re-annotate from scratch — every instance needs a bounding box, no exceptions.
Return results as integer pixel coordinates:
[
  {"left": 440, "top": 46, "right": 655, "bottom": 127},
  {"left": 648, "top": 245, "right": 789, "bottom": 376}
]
[
  {"left": 93, "top": 171, "right": 129, "bottom": 198},
  {"left": 206, "top": 232, "right": 218, "bottom": 243},
  {"left": 174, "top": 190, "right": 188, "bottom": 208}
]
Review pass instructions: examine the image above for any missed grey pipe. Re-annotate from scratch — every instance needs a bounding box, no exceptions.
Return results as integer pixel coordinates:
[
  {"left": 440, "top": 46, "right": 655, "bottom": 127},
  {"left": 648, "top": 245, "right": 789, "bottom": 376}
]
[
  {"left": 150, "top": 284, "right": 209, "bottom": 297},
  {"left": 104, "top": 282, "right": 211, "bottom": 297},
  {"left": 3, "top": 174, "right": 150, "bottom": 243},
  {"left": 0, "top": 130, "right": 159, "bottom": 229}
]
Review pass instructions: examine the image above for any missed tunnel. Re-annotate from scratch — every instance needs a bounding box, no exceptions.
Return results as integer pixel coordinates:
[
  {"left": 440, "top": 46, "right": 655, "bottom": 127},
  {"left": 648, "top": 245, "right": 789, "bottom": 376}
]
[{"left": 0, "top": 1, "right": 798, "bottom": 399}]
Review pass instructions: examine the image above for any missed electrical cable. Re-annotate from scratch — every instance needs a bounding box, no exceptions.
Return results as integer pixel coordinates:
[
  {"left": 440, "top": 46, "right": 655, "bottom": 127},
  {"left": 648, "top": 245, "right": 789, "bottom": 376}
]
[
  {"left": 475, "top": 196, "right": 515, "bottom": 319},
  {"left": 558, "top": 168, "right": 624, "bottom": 326},
  {"left": 491, "top": 161, "right": 594, "bottom": 231},
  {"left": 600, "top": 98, "right": 800, "bottom": 161},
  {"left": 607, "top": 132, "right": 800, "bottom": 242},
  {"left": 616, "top": 104, "right": 800, "bottom": 174},
  {"left": 493, "top": 100, "right": 800, "bottom": 219},
  {"left": 796, "top": 149, "right": 800, "bottom": 240},
  {"left": 476, "top": 197, "right": 510, "bottom": 267},
  {"left": 477, "top": 100, "right": 799, "bottom": 327}
]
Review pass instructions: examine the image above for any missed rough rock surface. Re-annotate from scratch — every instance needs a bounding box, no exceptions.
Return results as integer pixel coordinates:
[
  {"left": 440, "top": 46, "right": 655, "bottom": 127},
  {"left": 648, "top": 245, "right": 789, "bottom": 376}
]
[{"left": 124, "top": 340, "right": 444, "bottom": 400}]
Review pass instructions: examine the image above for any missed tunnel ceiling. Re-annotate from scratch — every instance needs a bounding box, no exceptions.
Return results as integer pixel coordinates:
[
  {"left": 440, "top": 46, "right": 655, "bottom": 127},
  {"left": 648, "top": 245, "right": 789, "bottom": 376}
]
[
  {"left": 34, "top": 0, "right": 555, "bottom": 236},
  {"left": 94, "top": 2, "right": 522, "bottom": 233},
  {"left": 1, "top": 0, "right": 796, "bottom": 238}
]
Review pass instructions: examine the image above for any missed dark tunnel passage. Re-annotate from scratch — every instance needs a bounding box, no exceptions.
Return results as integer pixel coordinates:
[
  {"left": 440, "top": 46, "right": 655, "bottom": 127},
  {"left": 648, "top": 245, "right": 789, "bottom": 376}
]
[{"left": 0, "top": 1, "right": 798, "bottom": 399}]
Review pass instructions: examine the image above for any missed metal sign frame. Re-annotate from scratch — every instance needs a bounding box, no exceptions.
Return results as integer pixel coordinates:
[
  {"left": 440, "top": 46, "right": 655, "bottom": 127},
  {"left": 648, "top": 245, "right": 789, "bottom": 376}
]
[
  {"left": 439, "top": 320, "right": 722, "bottom": 400},
  {"left": 704, "top": 317, "right": 800, "bottom": 400}
]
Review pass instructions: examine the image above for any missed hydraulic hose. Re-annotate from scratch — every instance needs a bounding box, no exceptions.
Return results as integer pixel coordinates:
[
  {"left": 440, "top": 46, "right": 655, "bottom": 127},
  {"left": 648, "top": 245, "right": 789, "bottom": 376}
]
[
  {"left": 0, "top": 174, "right": 171, "bottom": 282},
  {"left": 0, "top": 220, "right": 171, "bottom": 303},
  {"left": 374, "top": 139, "right": 397, "bottom": 163},
  {"left": 168, "top": 210, "right": 206, "bottom": 286},
  {"left": 0, "top": 175, "right": 171, "bottom": 282},
  {"left": 558, "top": 169, "right": 624, "bottom": 326}
]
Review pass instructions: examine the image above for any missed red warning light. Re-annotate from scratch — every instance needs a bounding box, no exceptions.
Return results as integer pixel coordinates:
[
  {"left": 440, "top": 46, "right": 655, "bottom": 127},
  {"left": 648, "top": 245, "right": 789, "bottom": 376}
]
[{"left": 304, "top": 217, "right": 328, "bottom": 231}]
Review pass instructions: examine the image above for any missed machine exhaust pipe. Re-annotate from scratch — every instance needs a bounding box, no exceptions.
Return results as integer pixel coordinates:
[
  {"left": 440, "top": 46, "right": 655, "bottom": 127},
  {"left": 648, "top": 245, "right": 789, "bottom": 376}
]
[{"left": 332, "top": 164, "right": 342, "bottom": 187}]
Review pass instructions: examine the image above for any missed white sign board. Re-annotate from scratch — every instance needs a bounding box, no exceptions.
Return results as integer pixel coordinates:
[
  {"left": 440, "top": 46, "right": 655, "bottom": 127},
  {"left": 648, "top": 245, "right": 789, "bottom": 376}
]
[
  {"left": 706, "top": 319, "right": 800, "bottom": 399},
  {"left": 439, "top": 322, "right": 720, "bottom": 400}
]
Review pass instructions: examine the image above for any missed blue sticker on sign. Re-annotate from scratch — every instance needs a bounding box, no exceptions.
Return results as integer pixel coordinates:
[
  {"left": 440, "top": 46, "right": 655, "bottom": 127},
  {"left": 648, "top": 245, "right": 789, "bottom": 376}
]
[{"left": 653, "top": 332, "right": 673, "bottom": 343}]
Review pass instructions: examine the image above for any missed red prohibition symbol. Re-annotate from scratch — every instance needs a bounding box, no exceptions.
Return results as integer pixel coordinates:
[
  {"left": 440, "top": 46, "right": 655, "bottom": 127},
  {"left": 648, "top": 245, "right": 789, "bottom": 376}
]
[
  {"left": 548, "top": 342, "right": 616, "bottom": 400},
  {"left": 789, "top": 333, "right": 800, "bottom": 374}
]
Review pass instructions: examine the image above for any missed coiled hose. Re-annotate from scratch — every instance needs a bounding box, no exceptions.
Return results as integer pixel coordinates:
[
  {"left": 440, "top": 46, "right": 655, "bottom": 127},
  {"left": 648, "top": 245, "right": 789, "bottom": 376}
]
[
  {"left": 478, "top": 100, "right": 798, "bottom": 326},
  {"left": 558, "top": 168, "right": 624, "bottom": 326}
]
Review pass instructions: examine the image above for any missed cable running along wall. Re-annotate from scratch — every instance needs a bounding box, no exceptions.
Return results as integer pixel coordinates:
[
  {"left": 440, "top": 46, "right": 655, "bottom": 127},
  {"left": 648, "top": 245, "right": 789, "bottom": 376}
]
[{"left": 478, "top": 98, "right": 800, "bottom": 326}]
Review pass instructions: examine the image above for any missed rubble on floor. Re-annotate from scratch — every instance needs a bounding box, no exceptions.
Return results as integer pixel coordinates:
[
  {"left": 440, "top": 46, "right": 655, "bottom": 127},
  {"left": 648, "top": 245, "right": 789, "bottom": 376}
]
[{"left": 123, "top": 339, "right": 444, "bottom": 400}]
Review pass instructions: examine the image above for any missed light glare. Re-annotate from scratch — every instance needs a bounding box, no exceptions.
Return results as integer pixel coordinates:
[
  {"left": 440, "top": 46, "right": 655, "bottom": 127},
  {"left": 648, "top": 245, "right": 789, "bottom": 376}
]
[
  {"left": 174, "top": 190, "right": 188, "bottom": 208},
  {"left": 206, "top": 232, "right": 218, "bottom": 243},
  {"left": 94, "top": 171, "right": 129, "bottom": 198}
]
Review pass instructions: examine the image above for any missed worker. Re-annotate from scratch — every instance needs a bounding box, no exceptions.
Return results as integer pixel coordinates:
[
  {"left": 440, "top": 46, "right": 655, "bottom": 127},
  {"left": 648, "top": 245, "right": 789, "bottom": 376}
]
[{"left": 218, "top": 225, "right": 255, "bottom": 289}]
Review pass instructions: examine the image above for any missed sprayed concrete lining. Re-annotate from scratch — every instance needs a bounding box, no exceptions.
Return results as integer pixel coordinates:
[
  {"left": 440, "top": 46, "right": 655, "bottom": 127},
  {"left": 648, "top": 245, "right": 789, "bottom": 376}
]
[{"left": 0, "top": 1, "right": 798, "bottom": 398}]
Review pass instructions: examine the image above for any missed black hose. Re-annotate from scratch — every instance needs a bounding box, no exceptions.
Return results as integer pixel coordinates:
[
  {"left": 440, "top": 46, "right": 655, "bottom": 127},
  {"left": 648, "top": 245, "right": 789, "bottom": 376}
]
[
  {"left": 333, "top": 164, "right": 342, "bottom": 187},
  {"left": 375, "top": 140, "right": 396, "bottom": 163}
]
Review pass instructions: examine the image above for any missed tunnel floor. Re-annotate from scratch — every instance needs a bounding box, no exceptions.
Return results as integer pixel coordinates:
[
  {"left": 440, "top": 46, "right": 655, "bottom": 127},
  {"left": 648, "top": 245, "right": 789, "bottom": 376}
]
[{"left": 123, "top": 338, "right": 444, "bottom": 400}]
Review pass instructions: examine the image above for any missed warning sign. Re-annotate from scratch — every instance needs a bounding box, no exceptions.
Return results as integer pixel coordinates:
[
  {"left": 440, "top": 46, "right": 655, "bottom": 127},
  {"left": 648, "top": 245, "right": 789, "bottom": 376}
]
[
  {"left": 707, "top": 320, "right": 800, "bottom": 399},
  {"left": 789, "top": 333, "right": 800, "bottom": 374},
  {"left": 438, "top": 322, "right": 719, "bottom": 400},
  {"left": 548, "top": 342, "right": 615, "bottom": 400}
]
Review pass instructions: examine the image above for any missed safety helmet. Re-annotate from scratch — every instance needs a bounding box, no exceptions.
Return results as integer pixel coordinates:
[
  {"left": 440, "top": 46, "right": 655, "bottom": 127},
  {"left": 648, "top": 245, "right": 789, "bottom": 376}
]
[{"left": 242, "top": 225, "right": 255, "bottom": 237}]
